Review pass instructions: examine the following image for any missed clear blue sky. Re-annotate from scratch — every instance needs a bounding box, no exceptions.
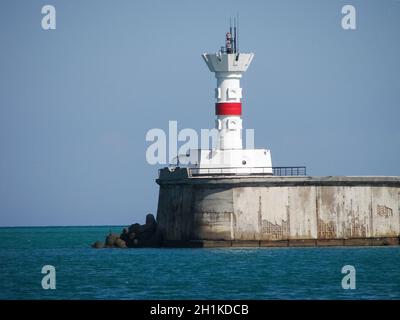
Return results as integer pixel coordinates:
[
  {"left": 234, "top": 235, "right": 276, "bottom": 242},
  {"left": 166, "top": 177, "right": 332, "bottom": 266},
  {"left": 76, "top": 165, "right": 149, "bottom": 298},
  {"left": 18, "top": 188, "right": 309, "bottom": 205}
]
[{"left": 0, "top": 0, "right": 399, "bottom": 226}]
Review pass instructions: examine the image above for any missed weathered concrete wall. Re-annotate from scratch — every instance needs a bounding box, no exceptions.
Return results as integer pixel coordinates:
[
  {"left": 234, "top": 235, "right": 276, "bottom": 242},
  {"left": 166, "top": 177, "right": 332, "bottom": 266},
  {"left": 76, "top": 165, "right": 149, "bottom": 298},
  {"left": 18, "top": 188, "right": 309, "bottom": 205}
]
[{"left": 156, "top": 168, "right": 400, "bottom": 246}]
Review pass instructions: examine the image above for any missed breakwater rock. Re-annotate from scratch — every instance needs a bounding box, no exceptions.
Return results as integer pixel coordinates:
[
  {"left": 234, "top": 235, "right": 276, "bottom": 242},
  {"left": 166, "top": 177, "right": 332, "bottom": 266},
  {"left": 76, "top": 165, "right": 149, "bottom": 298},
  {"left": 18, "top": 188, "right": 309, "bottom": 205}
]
[{"left": 91, "top": 213, "right": 162, "bottom": 248}]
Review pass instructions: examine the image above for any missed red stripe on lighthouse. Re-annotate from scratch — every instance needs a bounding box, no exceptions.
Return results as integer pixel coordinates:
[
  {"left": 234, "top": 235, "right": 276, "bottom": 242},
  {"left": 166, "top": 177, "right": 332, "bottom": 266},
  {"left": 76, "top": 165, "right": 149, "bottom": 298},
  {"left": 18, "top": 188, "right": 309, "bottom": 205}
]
[{"left": 215, "top": 103, "right": 242, "bottom": 115}]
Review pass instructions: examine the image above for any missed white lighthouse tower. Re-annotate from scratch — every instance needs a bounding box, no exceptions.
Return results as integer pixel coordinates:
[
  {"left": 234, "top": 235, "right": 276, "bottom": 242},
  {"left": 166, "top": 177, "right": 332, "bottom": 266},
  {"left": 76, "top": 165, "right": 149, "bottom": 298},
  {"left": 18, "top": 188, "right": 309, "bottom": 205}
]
[{"left": 183, "top": 20, "right": 272, "bottom": 175}]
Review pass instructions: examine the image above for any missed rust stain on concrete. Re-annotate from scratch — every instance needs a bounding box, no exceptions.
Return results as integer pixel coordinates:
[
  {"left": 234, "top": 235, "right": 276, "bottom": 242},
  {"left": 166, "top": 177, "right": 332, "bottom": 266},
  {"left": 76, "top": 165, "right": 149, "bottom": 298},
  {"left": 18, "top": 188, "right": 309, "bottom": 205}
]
[
  {"left": 377, "top": 205, "right": 393, "bottom": 217},
  {"left": 261, "top": 219, "right": 289, "bottom": 240},
  {"left": 317, "top": 218, "right": 337, "bottom": 239}
]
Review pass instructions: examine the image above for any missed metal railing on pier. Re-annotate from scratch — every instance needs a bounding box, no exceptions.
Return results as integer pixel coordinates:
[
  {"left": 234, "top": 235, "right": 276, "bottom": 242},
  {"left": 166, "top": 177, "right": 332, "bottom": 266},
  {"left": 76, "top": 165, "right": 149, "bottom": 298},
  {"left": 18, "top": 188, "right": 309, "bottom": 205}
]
[
  {"left": 272, "top": 166, "right": 307, "bottom": 176},
  {"left": 159, "top": 166, "right": 307, "bottom": 177}
]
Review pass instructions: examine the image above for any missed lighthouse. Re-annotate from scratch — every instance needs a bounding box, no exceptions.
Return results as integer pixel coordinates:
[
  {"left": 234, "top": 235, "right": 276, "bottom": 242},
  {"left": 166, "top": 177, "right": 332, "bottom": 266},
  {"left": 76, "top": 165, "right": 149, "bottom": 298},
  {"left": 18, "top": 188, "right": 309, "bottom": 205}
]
[
  {"left": 184, "top": 21, "right": 272, "bottom": 175},
  {"left": 155, "top": 20, "right": 400, "bottom": 247}
]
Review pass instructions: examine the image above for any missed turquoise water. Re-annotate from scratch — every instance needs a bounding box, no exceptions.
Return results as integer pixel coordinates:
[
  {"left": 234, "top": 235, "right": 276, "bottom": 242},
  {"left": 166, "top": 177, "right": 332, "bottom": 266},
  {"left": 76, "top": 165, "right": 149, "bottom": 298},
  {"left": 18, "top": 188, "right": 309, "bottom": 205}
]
[{"left": 0, "top": 226, "right": 399, "bottom": 300}]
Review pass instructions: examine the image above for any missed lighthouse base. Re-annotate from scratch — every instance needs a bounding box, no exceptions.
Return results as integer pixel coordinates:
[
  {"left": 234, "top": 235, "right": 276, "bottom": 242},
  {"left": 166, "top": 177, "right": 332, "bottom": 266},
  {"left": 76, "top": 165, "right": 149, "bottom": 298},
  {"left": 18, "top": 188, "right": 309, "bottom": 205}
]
[{"left": 183, "top": 148, "right": 272, "bottom": 175}]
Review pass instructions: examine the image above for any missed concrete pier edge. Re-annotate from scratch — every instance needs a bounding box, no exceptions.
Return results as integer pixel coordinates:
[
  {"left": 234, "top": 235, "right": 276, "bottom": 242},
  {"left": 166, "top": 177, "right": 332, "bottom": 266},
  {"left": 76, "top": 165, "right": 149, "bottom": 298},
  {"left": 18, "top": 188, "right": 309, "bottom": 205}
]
[
  {"left": 156, "top": 168, "right": 400, "bottom": 247},
  {"left": 161, "top": 237, "right": 400, "bottom": 248}
]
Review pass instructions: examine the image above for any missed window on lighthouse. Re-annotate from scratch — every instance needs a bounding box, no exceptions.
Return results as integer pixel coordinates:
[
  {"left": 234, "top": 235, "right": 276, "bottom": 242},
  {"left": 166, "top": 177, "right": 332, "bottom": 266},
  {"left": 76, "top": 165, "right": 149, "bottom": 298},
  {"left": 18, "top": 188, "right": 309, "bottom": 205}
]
[{"left": 227, "top": 120, "right": 237, "bottom": 130}]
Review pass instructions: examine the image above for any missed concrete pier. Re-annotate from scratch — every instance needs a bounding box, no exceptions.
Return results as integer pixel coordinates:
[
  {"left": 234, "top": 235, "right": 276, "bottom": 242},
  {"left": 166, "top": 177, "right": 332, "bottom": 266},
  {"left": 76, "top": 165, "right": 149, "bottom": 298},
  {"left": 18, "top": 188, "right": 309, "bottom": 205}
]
[{"left": 156, "top": 168, "right": 400, "bottom": 247}]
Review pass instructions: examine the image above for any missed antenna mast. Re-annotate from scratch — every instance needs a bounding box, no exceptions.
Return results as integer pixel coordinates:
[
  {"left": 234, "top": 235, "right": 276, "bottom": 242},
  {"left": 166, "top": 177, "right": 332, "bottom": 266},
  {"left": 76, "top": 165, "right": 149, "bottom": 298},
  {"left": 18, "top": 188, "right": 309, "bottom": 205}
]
[
  {"left": 233, "top": 17, "right": 237, "bottom": 53},
  {"left": 236, "top": 14, "right": 239, "bottom": 53}
]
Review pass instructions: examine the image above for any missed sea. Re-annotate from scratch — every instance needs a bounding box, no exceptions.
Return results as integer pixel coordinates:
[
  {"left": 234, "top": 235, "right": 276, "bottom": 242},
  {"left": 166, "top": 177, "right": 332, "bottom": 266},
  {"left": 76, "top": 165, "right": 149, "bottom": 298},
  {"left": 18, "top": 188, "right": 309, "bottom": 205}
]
[{"left": 0, "top": 226, "right": 399, "bottom": 300}]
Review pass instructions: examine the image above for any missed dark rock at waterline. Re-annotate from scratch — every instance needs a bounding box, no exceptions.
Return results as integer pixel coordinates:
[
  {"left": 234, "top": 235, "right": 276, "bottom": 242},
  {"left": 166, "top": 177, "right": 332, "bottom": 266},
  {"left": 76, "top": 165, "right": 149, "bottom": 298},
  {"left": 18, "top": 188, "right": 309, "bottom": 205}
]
[
  {"left": 146, "top": 213, "right": 156, "bottom": 226},
  {"left": 125, "top": 229, "right": 162, "bottom": 248},
  {"left": 105, "top": 233, "right": 120, "bottom": 247},
  {"left": 92, "top": 233, "right": 127, "bottom": 249},
  {"left": 91, "top": 240, "right": 104, "bottom": 249},
  {"left": 123, "top": 214, "right": 162, "bottom": 248},
  {"left": 92, "top": 213, "right": 162, "bottom": 248},
  {"left": 115, "top": 238, "right": 127, "bottom": 248},
  {"left": 128, "top": 223, "right": 141, "bottom": 233}
]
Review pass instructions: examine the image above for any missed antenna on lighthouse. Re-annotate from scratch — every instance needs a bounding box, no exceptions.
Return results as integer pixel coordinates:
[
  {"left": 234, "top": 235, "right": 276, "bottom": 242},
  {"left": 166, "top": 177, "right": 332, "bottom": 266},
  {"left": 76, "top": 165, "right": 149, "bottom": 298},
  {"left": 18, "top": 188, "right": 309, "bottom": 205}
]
[
  {"left": 221, "top": 16, "right": 241, "bottom": 55},
  {"left": 230, "top": 17, "right": 233, "bottom": 40},
  {"left": 236, "top": 14, "right": 239, "bottom": 53},
  {"left": 233, "top": 16, "right": 237, "bottom": 53},
  {"left": 230, "top": 17, "right": 234, "bottom": 54}
]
